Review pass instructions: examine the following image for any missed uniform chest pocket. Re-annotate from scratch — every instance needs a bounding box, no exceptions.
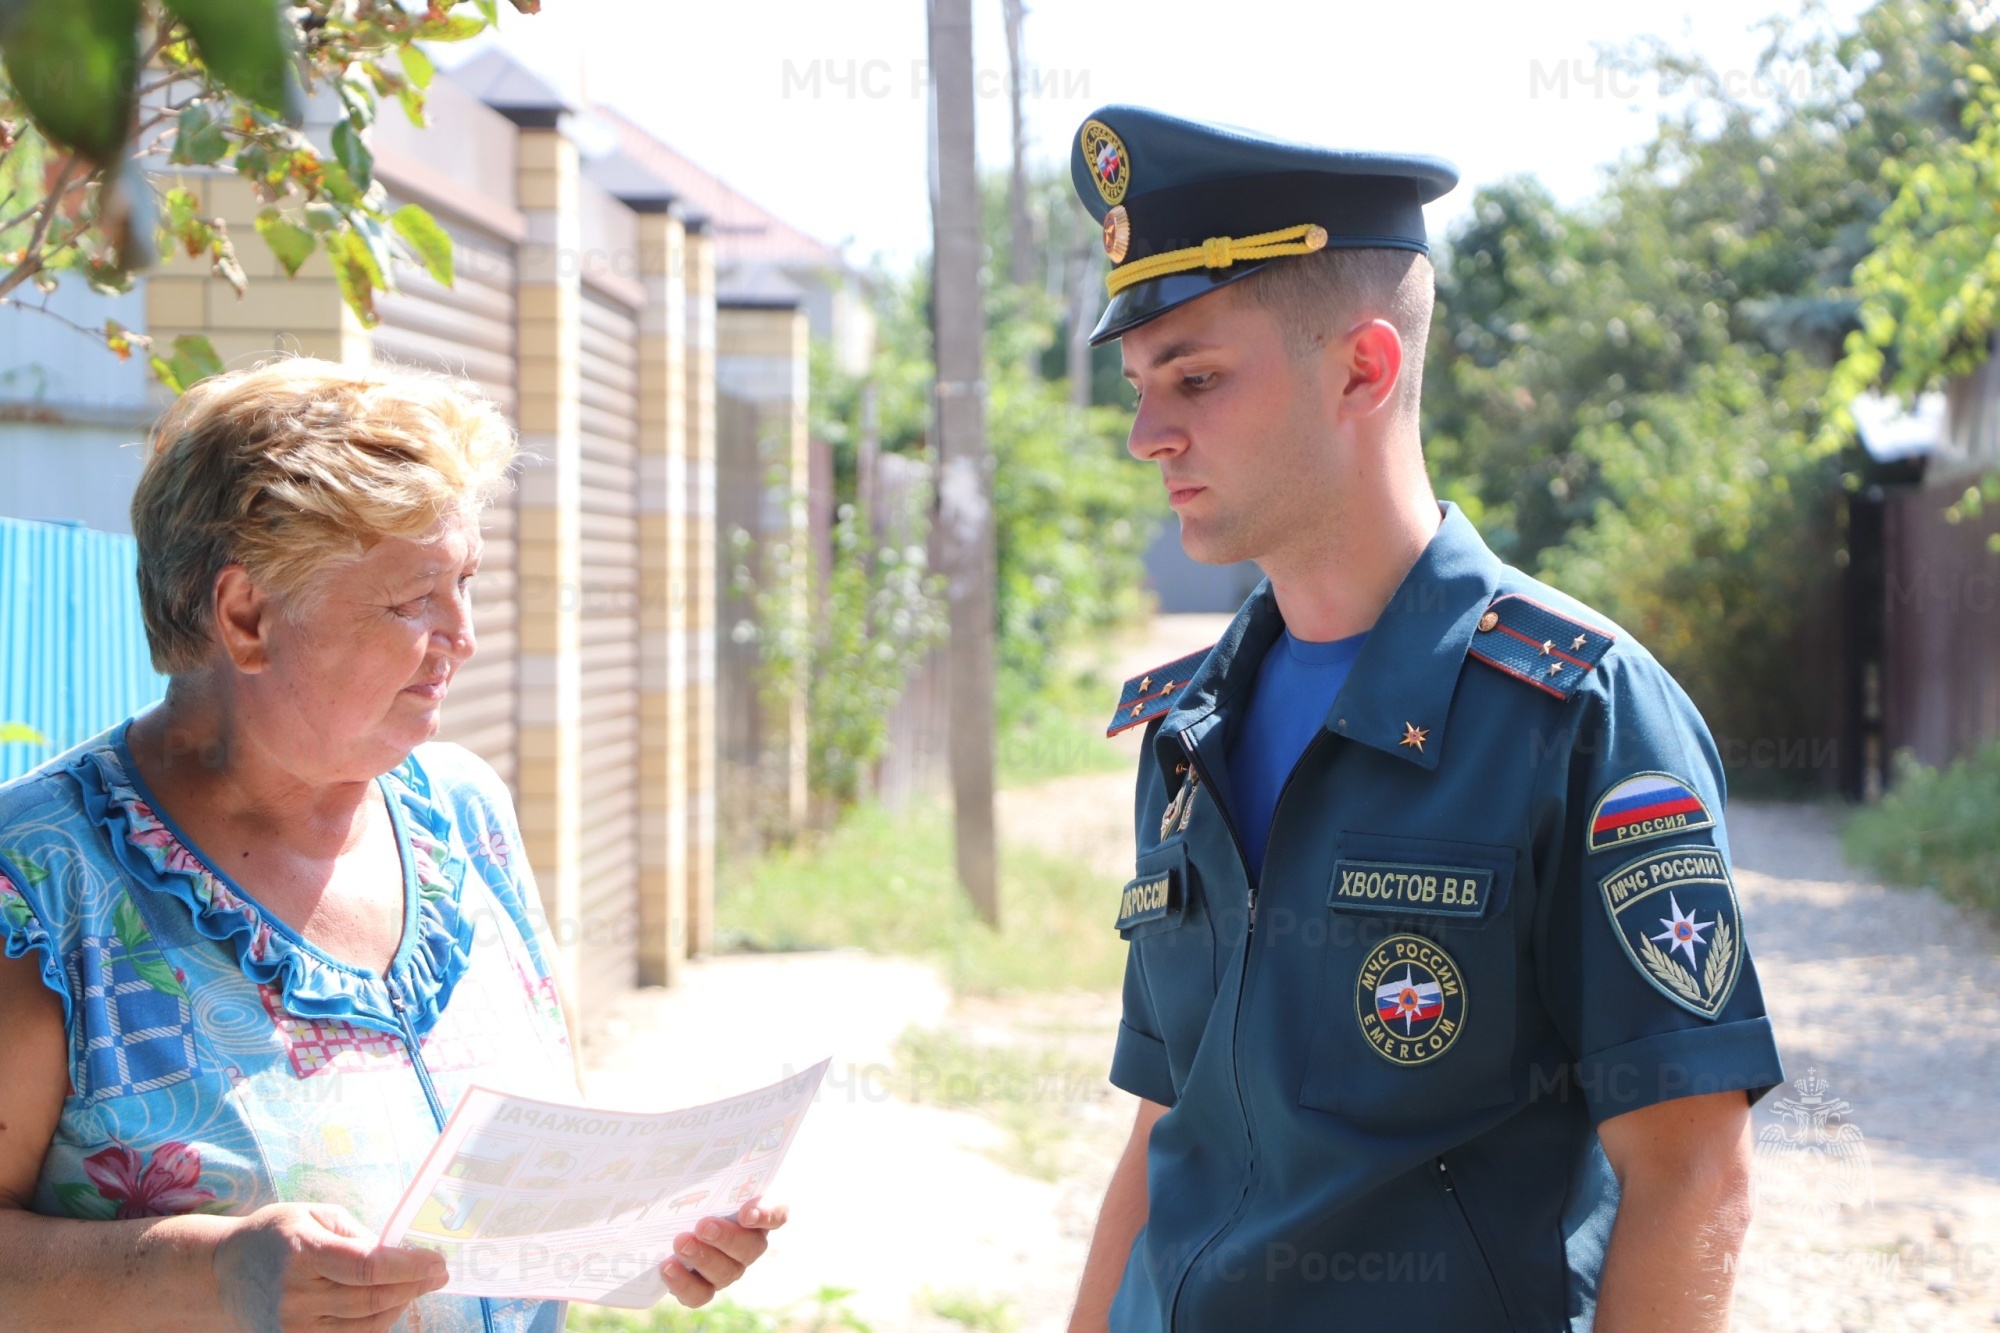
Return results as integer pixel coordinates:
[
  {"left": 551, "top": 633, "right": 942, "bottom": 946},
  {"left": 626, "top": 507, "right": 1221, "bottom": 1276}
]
[
  {"left": 1299, "top": 832, "right": 1520, "bottom": 1129},
  {"left": 1120, "top": 840, "right": 1222, "bottom": 1072}
]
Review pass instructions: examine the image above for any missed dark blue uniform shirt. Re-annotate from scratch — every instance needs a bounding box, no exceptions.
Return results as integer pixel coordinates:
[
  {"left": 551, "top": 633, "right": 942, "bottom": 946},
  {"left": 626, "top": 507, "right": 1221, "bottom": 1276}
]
[{"left": 1107, "top": 504, "right": 1784, "bottom": 1332}]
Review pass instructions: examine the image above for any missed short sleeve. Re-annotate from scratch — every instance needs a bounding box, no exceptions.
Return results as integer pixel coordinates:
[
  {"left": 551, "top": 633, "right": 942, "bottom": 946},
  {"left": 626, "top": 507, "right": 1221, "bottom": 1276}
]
[
  {"left": 0, "top": 850, "right": 73, "bottom": 1030},
  {"left": 1110, "top": 946, "right": 1176, "bottom": 1106},
  {"left": 1535, "top": 651, "right": 1784, "bottom": 1125}
]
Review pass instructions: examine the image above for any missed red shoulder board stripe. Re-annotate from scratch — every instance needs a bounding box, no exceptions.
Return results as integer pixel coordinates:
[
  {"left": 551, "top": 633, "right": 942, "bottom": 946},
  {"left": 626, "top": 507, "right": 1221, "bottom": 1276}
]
[
  {"left": 1466, "top": 593, "right": 1616, "bottom": 701},
  {"left": 1106, "top": 646, "right": 1212, "bottom": 737}
]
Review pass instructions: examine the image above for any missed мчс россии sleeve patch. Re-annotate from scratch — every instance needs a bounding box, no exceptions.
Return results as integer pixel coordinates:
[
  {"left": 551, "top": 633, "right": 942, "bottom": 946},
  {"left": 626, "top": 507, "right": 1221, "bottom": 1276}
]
[{"left": 1599, "top": 844, "right": 1744, "bottom": 1020}]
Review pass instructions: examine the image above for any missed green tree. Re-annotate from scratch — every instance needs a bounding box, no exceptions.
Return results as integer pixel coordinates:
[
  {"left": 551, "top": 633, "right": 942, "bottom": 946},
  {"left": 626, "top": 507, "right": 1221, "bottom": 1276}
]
[
  {"left": 1822, "top": 41, "right": 2000, "bottom": 550},
  {"left": 0, "top": 0, "right": 537, "bottom": 387},
  {"left": 1423, "top": 0, "right": 1998, "bottom": 783}
]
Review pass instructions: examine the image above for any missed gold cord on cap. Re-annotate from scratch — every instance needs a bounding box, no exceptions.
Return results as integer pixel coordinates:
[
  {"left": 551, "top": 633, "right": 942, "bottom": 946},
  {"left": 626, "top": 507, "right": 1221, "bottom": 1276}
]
[{"left": 1106, "top": 222, "right": 1329, "bottom": 296}]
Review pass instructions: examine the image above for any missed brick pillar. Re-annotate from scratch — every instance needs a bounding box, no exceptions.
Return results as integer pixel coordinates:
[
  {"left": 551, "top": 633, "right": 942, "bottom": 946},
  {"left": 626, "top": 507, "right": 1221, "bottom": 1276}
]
[
  {"left": 683, "top": 225, "right": 718, "bottom": 956},
  {"left": 143, "top": 174, "right": 372, "bottom": 371},
  {"left": 635, "top": 207, "right": 689, "bottom": 985},
  {"left": 513, "top": 125, "right": 585, "bottom": 1007}
]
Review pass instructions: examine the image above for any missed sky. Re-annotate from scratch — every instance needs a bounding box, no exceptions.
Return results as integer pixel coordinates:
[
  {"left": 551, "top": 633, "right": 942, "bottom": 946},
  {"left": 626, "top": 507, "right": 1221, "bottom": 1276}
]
[{"left": 448, "top": 0, "right": 1873, "bottom": 271}]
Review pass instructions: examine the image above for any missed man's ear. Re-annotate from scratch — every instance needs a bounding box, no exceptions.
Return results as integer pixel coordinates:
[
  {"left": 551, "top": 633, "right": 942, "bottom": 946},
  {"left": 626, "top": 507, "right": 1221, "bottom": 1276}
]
[
  {"left": 211, "top": 565, "right": 273, "bottom": 674},
  {"left": 1338, "top": 318, "right": 1405, "bottom": 418}
]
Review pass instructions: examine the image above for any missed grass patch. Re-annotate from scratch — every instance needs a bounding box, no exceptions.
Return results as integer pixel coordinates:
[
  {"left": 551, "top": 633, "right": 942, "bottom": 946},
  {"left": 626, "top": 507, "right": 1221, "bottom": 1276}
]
[
  {"left": 997, "top": 668, "right": 1128, "bottom": 787},
  {"left": 892, "top": 1026, "right": 1110, "bottom": 1180},
  {"left": 921, "top": 1289, "right": 1018, "bottom": 1331},
  {"left": 565, "top": 1286, "right": 869, "bottom": 1332},
  {"left": 1845, "top": 743, "right": 2000, "bottom": 914},
  {"left": 716, "top": 800, "right": 1124, "bottom": 994}
]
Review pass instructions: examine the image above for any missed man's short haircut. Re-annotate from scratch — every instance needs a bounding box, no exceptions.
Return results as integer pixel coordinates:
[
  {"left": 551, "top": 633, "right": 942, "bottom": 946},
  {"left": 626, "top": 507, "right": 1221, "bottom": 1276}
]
[
  {"left": 131, "top": 356, "right": 518, "bottom": 676},
  {"left": 1241, "top": 247, "right": 1435, "bottom": 410}
]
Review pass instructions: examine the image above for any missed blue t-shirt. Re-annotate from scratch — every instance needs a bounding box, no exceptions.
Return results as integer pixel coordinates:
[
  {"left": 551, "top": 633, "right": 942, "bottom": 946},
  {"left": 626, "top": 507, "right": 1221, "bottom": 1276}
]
[{"left": 1225, "top": 628, "right": 1368, "bottom": 880}]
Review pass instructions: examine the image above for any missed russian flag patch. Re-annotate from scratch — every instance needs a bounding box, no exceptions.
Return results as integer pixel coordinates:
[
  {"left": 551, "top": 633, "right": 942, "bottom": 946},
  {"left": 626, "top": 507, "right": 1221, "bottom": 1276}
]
[{"left": 1588, "top": 772, "right": 1715, "bottom": 853}]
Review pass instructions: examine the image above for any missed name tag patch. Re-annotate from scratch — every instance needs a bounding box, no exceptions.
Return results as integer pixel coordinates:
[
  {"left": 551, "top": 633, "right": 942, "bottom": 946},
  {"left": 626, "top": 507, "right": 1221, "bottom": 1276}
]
[
  {"left": 1115, "top": 869, "right": 1179, "bottom": 933},
  {"left": 1330, "top": 860, "right": 1492, "bottom": 917}
]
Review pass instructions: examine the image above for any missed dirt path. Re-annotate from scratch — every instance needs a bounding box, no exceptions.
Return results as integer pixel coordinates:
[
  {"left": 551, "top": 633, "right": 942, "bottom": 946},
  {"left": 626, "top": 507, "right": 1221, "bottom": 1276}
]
[
  {"left": 1726, "top": 802, "right": 2000, "bottom": 1331},
  {"left": 578, "top": 950, "right": 1122, "bottom": 1331},
  {"left": 581, "top": 615, "right": 1998, "bottom": 1330}
]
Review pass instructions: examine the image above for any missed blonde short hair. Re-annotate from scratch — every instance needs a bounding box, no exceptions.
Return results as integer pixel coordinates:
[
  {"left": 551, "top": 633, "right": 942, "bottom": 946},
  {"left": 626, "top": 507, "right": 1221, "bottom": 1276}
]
[
  {"left": 1243, "top": 247, "right": 1435, "bottom": 411},
  {"left": 132, "top": 357, "right": 518, "bottom": 675}
]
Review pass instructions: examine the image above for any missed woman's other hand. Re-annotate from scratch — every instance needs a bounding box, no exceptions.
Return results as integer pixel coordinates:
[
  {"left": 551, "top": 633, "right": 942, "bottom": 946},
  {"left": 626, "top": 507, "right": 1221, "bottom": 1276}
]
[
  {"left": 213, "top": 1202, "right": 449, "bottom": 1331},
  {"left": 660, "top": 1197, "right": 789, "bottom": 1308}
]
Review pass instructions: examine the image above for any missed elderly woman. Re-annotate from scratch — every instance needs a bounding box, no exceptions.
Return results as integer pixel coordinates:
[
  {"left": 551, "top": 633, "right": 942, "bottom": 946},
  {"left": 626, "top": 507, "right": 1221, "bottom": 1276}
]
[{"left": 0, "top": 359, "right": 780, "bottom": 1330}]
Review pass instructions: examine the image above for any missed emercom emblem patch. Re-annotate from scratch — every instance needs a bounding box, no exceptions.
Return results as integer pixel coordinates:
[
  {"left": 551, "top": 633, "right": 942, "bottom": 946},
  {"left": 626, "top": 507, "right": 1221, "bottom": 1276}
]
[
  {"left": 1355, "top": 934, "right": 1466, "bottom": 1066},
  {"left": 1600, "top": 845, "right": 1744, "bottom": 1020},
  {"left": 1588, "top": 772, "right": 1715, "bottom": 853}
]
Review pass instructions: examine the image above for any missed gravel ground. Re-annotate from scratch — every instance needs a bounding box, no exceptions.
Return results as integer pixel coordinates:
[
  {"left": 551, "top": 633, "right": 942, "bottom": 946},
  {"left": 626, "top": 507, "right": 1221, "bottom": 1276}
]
[
  {"left": 580, "top": 617, "right": 1999, "bottom": 1330},
  {"left": 1727, "top": 801, "right": 2000, "bottom": 1332}
]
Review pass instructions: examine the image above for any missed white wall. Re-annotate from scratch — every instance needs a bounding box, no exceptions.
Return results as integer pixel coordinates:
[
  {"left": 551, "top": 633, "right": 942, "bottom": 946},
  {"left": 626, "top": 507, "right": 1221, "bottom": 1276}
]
[
  {"left": 0, "top": 282, "right": 153, "bottom": 534},
  {"left": 0, "top": 426, "right": 149, "bottom": 534}
]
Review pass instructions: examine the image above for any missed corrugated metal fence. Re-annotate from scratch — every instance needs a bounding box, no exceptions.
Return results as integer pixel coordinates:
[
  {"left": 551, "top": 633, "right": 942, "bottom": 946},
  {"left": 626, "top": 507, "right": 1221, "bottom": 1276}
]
[{"left": 0, "top": 518, "right": 165, "bottom": 781}]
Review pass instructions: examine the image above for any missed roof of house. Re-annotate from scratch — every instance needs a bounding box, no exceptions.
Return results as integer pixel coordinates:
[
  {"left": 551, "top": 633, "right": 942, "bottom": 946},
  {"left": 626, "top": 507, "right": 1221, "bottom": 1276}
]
[
  {"left": 449, "top": 48, "right": 569, "bottom": 128},
  {"left": 717, "top": 262, "right": 808, "bottom": 310},
  {"left": 579, "top": 146, "right": 687, "bottom": 218},
  {"left": 593, "top": 104, "right": 845, "bottom": 271}
]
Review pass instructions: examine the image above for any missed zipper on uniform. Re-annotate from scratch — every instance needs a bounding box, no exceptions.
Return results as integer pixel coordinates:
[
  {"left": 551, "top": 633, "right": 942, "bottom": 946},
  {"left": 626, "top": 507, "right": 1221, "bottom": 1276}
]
[
  {"left": 1165, "top": 726, "right": 1260, "bottom": 1333},
  {"left": 1164, "top": 724, "right": 1337, "bottom": 1331},
  {"left": 390, "top": 977, "right": 498, "bottom": 1333}
]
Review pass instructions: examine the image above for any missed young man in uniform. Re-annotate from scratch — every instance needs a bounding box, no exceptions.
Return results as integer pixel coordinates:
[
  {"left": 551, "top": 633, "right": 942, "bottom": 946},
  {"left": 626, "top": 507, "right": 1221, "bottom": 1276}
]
[{"left": 1066, "top": 106, "right": 1785, "bottom": 1332}]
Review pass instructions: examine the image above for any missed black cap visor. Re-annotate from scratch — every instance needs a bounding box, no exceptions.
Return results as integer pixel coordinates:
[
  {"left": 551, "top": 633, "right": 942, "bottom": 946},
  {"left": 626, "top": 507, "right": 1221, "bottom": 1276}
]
[{"left": 1089, "top": 263, "right": 1273, "bottom": 344}]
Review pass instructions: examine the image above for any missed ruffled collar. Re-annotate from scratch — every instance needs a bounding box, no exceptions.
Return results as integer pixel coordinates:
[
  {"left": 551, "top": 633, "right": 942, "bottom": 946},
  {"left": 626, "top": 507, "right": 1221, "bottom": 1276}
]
[{"left": 71, "top": 726, "right": 475, "bottom": 1040}]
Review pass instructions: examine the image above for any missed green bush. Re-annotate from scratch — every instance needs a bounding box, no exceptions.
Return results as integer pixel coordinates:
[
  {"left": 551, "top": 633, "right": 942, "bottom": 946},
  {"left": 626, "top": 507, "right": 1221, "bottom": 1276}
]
[
  {"left": 1844, "top": 744, "right": 2000, "bottom": 913},
  {"left": 1536, "top": 349, "right": 1844, "bottom": 793},
  {"left": 776, "top": 259, "right": 1154, "bottom": 813},
  {"left": 987, "top": 355, "right": 1158, "bottom": 726}
]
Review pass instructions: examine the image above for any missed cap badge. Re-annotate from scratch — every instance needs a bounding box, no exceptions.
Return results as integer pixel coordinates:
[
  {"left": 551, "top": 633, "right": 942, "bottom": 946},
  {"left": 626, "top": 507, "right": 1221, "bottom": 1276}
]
[
  {"left": 1102, "top": 205, "right": 1131, "bottom": 263},
  {"left": 1080, "top": 119, "right": 1130, "bottom": 206}
]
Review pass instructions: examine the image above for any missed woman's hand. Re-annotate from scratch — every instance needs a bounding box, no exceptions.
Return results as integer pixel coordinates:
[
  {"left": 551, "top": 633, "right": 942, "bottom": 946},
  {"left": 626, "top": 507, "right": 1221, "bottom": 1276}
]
[
  {"left": 660, "top": 1197, "right": 789, "bottom": 1308},
  {"left": 213, "top": 1202, "right": 449, "bottom": 1331}
]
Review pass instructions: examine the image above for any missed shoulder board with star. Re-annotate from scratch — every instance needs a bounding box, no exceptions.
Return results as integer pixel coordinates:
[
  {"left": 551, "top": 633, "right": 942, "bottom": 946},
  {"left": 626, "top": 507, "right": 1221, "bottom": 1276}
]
[
  {"left": 1106, "top": 646, "right": 1211, "bottom": 737},
  {"left": 1467, "top": 593, "right": 1616, "bottom": 700}
]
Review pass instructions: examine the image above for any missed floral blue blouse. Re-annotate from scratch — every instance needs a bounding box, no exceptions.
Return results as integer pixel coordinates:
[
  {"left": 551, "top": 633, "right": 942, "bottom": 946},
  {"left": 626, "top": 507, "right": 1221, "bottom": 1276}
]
[{"left": 0, "top": 722, "right": 581, "bottom": 1332}]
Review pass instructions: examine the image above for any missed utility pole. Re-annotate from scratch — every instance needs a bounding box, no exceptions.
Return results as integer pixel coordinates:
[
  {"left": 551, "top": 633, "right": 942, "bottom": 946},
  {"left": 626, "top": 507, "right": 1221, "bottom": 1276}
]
[
  {"left": 1067, "top": 240, "right": 1098, "bottom": 409},
  {"left": 928, "top": 0, "right": 998, "bottom": 924},
  {"left": 1003, "top": 0, "right": 1035, "bottom": 289}
]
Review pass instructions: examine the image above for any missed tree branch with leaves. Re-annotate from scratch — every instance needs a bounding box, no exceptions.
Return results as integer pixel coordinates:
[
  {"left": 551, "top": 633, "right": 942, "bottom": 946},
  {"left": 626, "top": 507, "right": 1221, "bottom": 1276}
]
[{"left": 0, "top": 0, "right": 538, "bottom": 390}]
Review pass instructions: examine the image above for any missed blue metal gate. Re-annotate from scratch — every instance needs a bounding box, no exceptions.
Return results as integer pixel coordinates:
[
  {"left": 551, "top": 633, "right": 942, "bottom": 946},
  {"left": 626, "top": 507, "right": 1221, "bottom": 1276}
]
[{"left": 0, "top": 518, "right": 166, "bottom": 782}]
